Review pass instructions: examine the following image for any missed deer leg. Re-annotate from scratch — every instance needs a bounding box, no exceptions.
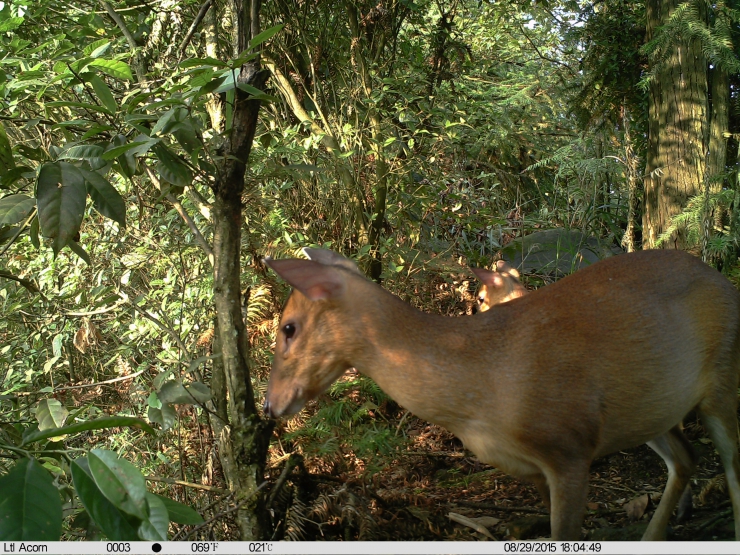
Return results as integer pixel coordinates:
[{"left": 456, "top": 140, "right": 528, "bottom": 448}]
[
  {"left": 643, "top": 426, "right": 696, "bottom": 540},
  {"left": 700, "top": 410, "right": 740, "bottom": 540},
  {"left": 546, "top": 462, "right": 590, "bottom": 540}
]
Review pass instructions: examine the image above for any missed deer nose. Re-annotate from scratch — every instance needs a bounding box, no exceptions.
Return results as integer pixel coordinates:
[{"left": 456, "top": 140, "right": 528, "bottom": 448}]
[{"left": 263, "top": 399, "right": 273, "bottom": 418}]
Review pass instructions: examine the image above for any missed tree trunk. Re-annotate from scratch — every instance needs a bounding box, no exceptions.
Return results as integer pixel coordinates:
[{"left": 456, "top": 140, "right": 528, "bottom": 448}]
[
  {"left": 622, "top": 103, "right": 640, "bottom": 253},
  {"left": 643, "top": 0, "right": 707, "bottom": 250},
  {"left": 210, "top": 0, "right": 274, "bottom": 540}
]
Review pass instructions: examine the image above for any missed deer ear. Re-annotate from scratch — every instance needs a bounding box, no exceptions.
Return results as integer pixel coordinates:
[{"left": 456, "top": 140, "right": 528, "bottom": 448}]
[
  {"left": 494, "top": 260, "right": 520, "bottom": 279},
  {"left": 302, "top": 247, "right": 363, "bottom": 275},
  {"left": 471, "top": 267, "right": 497, "bottom": 286},
  {"left": 266, "top": 258, "right": 346, "bottom": 300}
]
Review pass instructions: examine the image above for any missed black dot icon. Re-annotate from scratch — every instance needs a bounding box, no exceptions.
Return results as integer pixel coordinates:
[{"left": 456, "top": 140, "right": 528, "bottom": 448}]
[{"left": 152, "top": 543, "right": 162, "bottom": 553}]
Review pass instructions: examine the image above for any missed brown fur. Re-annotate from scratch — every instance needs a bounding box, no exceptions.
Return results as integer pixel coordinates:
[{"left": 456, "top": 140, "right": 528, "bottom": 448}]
[{"left": 264, "top": 249, "right": 740, "bottom": 540}]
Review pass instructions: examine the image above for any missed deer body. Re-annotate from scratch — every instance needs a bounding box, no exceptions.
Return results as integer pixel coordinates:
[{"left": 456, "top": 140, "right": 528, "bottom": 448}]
[{"left": 265, "top": 248, "right": 740, "bottom": 540}]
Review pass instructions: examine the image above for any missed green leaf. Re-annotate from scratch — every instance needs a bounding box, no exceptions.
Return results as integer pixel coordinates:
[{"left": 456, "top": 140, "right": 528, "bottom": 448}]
[
  {"left": 0, "top": 121, "right": 15, "bottom": 173},
  {"left": 36, "top": 161, "right": 87, "bottom": 254},
  {"left": 68, "top": 240, "right": 91, "bottom": 265},
  {"left": 154, "top": 494, "right": 203, "bottom": 525},
  {"left": 0, "top": 458, "right": 62, "bottom": 541},
  {"left": 80, "top": 168, "right": 126, "bottom": 227},
  {"left": 36, "top": 399, "right": 68, "bottom": 430},
  {"left": 71, "top": 459, "right": 139, "bottom": 541},
  {"left": 179, "top": 57, "right": 229, "bottom": 69},
  {"left": 152, "top": 143, "right": 192, "bottom": 187},
  {"left": 88, "top": 449, "right": 148, "bottom": 521},
  {"left": 84, "top": 40, "right": 111, "bottom": 58},
  {"left": 248, "top": 24, "right": 284, "bottom": 49},
  {"left": 1, "top": 166, "right": 34, "bottom": 189},
  {"left": 0, "top": 17, "right": 24, "bottom": 33},
  {"left": 158, "top": 381, "right": 212, "bottom": 405},
  {"left": 88, "top": 74, "right": 118, "bottom": 113},
  {"left": 20, "top": 416, "right": 155, "bottom": 446},
  {"left": 0, "top": 194, "right": 35, "bottom": 226},
  {"left": 138, "top": 493, "right": 168, "bottom": 540},
  {"left": 59, "top": 144, "right": 105, "bottom": 161},
  {"left": 102, "top": 140, "right": 154, "bottom": 160},
  {"left": 147, "top": 404, "right": 177, "bottom": 431},
  {"left": 29, "top": 215, "right": 39, "bottom": 248},
  {"left": 89, "top": 59, "right": 133, "bottom": 81}
]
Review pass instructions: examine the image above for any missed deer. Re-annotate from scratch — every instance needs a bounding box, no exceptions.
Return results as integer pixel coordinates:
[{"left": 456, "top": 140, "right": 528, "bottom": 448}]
[
  {"left": 471, "top": 260, "right": 527, "bottom": 310},
  {"left": 263, "top": 247, "right": 740, "bottom": 540}
]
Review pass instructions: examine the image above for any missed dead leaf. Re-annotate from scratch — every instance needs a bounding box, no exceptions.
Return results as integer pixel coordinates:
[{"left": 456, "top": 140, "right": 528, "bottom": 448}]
[
  {"left": 623, "top": 494, "right": 649, "bottom": 520},
  {"left": 586, "top": 502, "right": 600, "bottom": 511}
]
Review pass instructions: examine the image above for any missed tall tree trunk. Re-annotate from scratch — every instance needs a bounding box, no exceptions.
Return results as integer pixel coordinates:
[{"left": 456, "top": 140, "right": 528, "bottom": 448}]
[
  {"left": 211, "top": 0, "right": 274, "bottom": 540},
  {"left": 643, "top": 0, "right": 707, "bottom": 249}
]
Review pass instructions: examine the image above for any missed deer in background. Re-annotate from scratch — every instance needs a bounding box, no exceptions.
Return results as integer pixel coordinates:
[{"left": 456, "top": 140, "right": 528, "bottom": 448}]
[
  {"left": 263, "top": 247, "right": 740, "bottom": 540},
  {"left": 471, "top": 260, "right": 527, "bottom": 310}
]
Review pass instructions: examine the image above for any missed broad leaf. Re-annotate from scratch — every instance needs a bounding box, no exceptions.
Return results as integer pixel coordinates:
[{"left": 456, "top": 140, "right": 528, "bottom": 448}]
[
  {"left": 88, "top": 450, "right": 148, "bottom": 521},
  {"left": 20, "top": 416, "right": 155, "bottom": 446},
  {"left": 0, "top": 194, "right": 35, "bottom": 226},
  {"left": 152, "top": 143, "right": 192, "bottom": 187},
  {"left": 0, "top": 458, "right": 62, "bottom": 540},
  {"left": 90, "top": 59, "right": 133, "bottom": 81},
  {"left": 158, "top": 381, "right": 212, "bottom": 405},
  {"left": 138, "top": 493, "right": 169, "bottom": 540},
  {"left": 36, "top": 399, "right": 68, "bottom": 430},
  {"left": 59, "top": 144, "right": 105, "bottom": 161},
  {"left": 36, "top": 161, "right": 87, "bottom": 254},
  {"left": 88, "top": 74, "right": 118, "bottom": 113},
  {"left": 147, "top": 404, "right": 177, "bottom": 431},
  {"left": 71, "top": 459, "right": 139, "bottom": 541},
  {"left": 68, "top": 240, "right": 91, "bottom": 264},
  {"left": 80, "top": 168, "right": 126, "bottom": 227},
  {"left": 154, "top": 494, "right": 203, "bottom": 525},
  {"left": 248, "top": 24, "right": 284, "bottom": 49}
]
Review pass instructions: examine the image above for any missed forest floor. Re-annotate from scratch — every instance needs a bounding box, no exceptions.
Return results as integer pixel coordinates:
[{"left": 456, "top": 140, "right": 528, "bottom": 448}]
[{"left": 288, "top": 413, "right": 736, "bottom": 542}]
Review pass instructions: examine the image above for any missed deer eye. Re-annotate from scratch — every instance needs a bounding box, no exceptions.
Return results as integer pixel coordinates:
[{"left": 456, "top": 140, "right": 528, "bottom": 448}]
[
  {"left": 477, "top": 296, "right": 484, "bottom": 305},
  {"left": 283, "top": 323, "right": 296, "bottom": 339}
]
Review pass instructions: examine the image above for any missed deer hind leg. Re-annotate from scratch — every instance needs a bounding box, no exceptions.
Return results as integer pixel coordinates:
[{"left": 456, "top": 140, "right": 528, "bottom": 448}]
[
  {"left": 546, "top": 462, "right": 590, "bottom": 540},
  {"left": 642, "top": 426, "right": 697, "bottom": 540},
  {"left": 699, "top": 401, "right": 740, "bottom": 540}
]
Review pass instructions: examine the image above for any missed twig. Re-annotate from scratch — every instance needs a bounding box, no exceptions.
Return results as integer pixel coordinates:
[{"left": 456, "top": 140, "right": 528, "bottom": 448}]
[
  {"left": 178, "top": 0, "right": 213, "bottom": 60},
  {"left": 452, "top": 500, "right": 548, "bottom": 515},
  {"left": 53, "top": 368, "right": 145, "bottom": 391},
  {"left": 448, "top": 511, "right": 496, "bottom": 540},
  {"left": 267, "top": 453, "right": 303, "bottom": 508},
  {"left": 146, "top": 475, "right": 228, "bottom": 494}
]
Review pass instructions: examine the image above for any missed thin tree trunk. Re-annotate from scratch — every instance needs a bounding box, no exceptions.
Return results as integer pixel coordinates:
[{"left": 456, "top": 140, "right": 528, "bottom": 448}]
[
  {"left": 211, "top": 0, "right": 273, "bottom": 540},
  {"left": 622, "top": 104, "right": 640, "bottom": 253}
]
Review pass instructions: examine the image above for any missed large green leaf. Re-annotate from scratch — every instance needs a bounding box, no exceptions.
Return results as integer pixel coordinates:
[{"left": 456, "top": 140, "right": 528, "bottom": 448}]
[
  {"left": 87, "top": 74, "right": 118, "bottom": 113},
  {"left": 36, "top": 161, "right": 87, "bottom": 254},
  {"left": 36, "top": 399, "right": 68, "bottom": 430},
  {"left": 59, "top": 144, "right": 105, "bottom": 161},
  {"left": 248, "top": 24, "right": 284, "bottom": 49},
  {"left": 109, "top": 135, "right": 136, "bottom": 178},
  {"left": 88, "top": 449, "right": 148, "bottom": 521},
  {"left": 138, "top": 493, "right": 169, "bottom": 540},
  {"left": 67, "top": 240, "right": 92, "bottom": 265},
  {"left": 20, "top": 416, "right": 155, "bottom": 446},
  {"left": 90, "top": 59, "right": 133, "bottom": 81},
  {"left": 154, "top": 494, "right": 203, "bottom": 525},
  {"left": 152, "top": 143, "right": 192, "bottom": 187},
  {"left": 71, "top": 459, "right": 139, "bottom": 541},
  {"left": 80, "top": 168, "right": 126, "bottom": 227},
  {"left": 0, "top": 194, "right": 35, "bottom": 225},
  {"left": 159, "top": 381, "right": 212, "bottom": 405},
  {"left": 0, "top": 458, "right": 62, "bottom": 540}
]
